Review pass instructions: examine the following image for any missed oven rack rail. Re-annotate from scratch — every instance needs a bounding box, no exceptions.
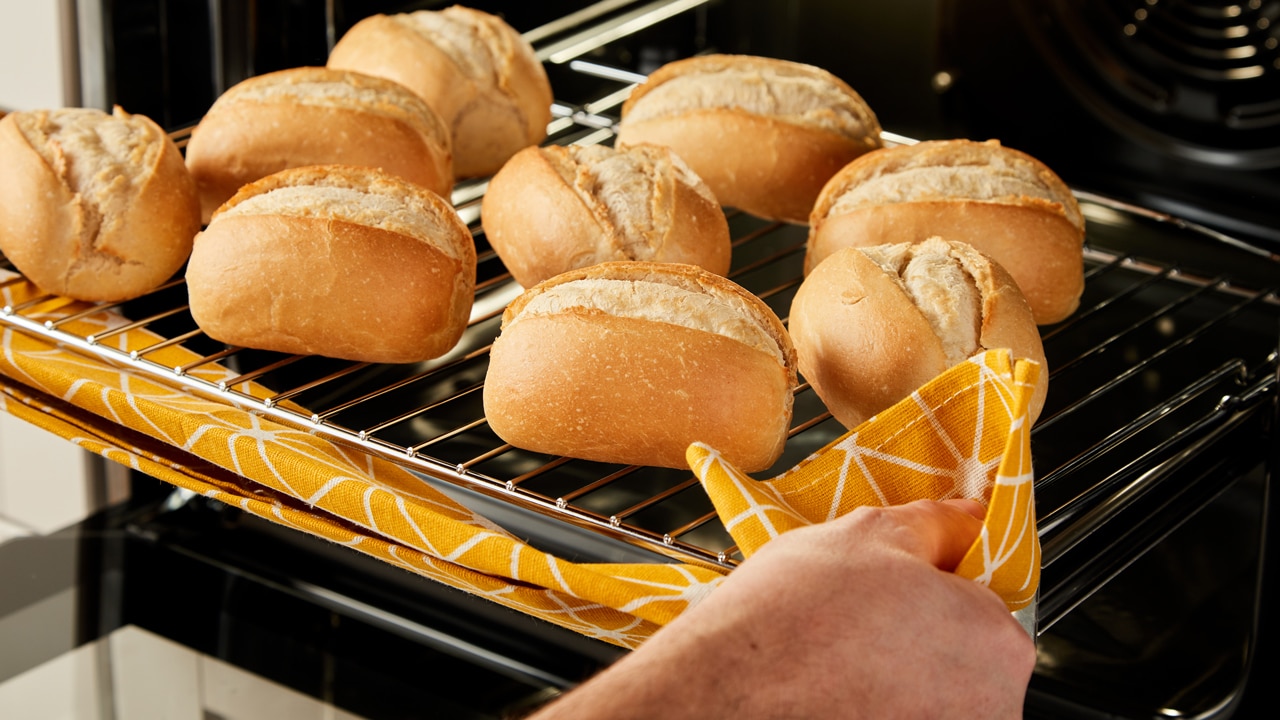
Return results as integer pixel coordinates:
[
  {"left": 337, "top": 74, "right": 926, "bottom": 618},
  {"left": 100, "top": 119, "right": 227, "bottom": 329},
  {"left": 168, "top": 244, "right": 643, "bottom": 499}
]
[
  {"left": 2, "top": 199, "right": 1276, "bottom": 574},
  {"left": 1, "top": 0, "right": 1277, "bottom": 618}
]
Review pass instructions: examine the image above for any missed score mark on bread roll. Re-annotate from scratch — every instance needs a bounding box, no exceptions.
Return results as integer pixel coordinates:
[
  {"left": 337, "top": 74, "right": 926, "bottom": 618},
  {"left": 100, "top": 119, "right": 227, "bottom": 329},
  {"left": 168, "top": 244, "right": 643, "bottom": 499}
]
[
  {"left": 790, "top": 238, "right": 1048, "bottom": 430},
  {"left": 481, "top": 143, "right": 731, "bottom": 288},
  {"left": 327, "top": 5, "right": 552, "bottom": 179},
  {"left": 616, "top": 54, "right": 882, "bottom": 224},
  {"left": 807, "top": 139, "right": 1085, "bottom": 324},
  {"left": 186, "top": 165, "right": 476, "bottom": 364},
  {"left": 484, "top": 262, "right": 798, "bottom": 472},
  {"left": 0, "top": 107, "right": 200, "bottom": 303},
  {"left": 184, "top": 67, "right": 454, "bottom": 224}
]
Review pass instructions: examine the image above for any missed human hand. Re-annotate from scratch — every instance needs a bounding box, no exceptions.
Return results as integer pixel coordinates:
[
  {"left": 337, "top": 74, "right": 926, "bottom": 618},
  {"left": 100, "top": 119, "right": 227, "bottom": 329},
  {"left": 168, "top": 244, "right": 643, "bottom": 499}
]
[{"left": 530, "top": 499, "right": 1035, "bottom": 719}]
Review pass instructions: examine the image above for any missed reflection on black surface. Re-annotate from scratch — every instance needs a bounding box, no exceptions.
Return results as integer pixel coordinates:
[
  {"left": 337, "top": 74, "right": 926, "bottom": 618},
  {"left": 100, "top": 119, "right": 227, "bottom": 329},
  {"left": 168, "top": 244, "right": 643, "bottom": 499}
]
[
  {"left": 1029, "top": 464, "right": 1269, "bottom": 719},
  {"left": 0, "top": 478, "right": 620, "bottom": 719}
]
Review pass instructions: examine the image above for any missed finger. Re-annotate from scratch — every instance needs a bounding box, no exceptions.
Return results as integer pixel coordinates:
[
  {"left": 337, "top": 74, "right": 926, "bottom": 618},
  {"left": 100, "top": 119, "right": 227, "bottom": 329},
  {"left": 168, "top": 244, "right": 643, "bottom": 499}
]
[
  {"left": 940, "top": 497, "right": 987, "bottom": 520},
  {"left": 879, "top": 499, "right": 985, "bottom": 572}
]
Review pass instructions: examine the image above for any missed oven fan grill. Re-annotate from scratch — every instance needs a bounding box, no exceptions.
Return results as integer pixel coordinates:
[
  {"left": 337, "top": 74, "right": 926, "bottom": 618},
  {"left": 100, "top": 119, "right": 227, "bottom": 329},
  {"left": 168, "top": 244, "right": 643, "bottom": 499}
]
[
  {"left": 1041, "top": 0, "right": 1280, "bottom": 167},
  {"left": 1, "top": 0, "right": 1277, "bottom": 639}
]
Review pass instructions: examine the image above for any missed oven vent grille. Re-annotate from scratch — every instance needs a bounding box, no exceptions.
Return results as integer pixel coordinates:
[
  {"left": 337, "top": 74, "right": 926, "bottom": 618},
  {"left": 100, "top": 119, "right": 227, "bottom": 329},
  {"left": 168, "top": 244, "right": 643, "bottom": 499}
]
[{"left": 1043, "top": 0, "right": 1280, "bottom": 165}]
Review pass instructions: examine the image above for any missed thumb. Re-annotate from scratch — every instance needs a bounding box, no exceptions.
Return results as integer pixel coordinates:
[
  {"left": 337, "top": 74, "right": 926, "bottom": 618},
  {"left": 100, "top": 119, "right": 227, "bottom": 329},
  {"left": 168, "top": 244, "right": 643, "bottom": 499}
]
[{"left": 881, "top": 499, "right": 986, "bottom": 572}]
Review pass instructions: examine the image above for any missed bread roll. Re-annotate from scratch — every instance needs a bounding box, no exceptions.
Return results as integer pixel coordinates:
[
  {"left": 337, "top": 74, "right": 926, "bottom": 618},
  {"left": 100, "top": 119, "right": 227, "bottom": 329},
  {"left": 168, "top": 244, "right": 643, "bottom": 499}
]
[
  {"left": 184, "top": 66, "right": 453, "bottom": 224},
  {"left": 480, "top": 143, "right": 731, "bottom": 288},
  {"left": 0, "top": 106, "right": 199, "bottom": 302},
  {"left": 807, "top": 139, "right": 1085, "bottom": 324},
  {"left": 327, "top": 5, "right": 552, "bottom": 178},
  {"left": 789, "top": 237, "right": 1048, "bottom": 429},
  {"left": 484, "top": 261, "right": 797, "bottom": 471},
  {"left": 615, "top": 54, "right": 882, "bottom": 224},
  {"left": 186, "top": 165, "right": 476, "bottom": 364}
]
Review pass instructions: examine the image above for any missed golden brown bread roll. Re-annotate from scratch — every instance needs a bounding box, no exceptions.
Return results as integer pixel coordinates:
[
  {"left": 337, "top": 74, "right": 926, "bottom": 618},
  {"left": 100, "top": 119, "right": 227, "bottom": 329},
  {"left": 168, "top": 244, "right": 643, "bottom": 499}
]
[
  {"left": 807, "top": 139, "right": 1085, "bottom": 324},
  {"left": 186, "top": 165, "right": 476, "bottom": 364},
  {"left": 480, "top": 142, "right": 732, "bottom": 288},
  {"left": 615, "top": 54, "right": 882, "bottom": 224},
  {"left": 484, "top": 261, "right": 798, "bottom": 471},
  {"left": 327, "top": 5, "right": 552, "bottom": 178},
  {"left": 789, "top": 237, "right": 1048, "bottom": 429},
  {"left": 184, "top": 66, "right": 453, "bottom": 224},
  {"left": 0, "top": 106, "right": 200, "bottom": 302}
]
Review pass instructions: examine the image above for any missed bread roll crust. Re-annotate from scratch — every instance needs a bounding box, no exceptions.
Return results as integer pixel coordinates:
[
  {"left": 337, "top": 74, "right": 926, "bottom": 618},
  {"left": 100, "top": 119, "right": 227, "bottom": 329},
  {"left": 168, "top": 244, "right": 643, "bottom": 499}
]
[
  {"left": 789, "top": 239, "right": 1048, "bottom": 430},
  {"left": 186, "top": 165, "right": 476, "bottom": 364},
  {"left": 184, "top": 67, "right": 453, "bottom": 223},
  {"left": 484, "top": 261, "right": 797, "bottom": 471},
  {"left": 616, "top": 54, "right": 882, "bottom": 224},
  {"left": 327, "top": 6, "right": 552, "bottom": 178},
  {"left": 808, "top": 139, "right": 1085, "bottom": 324},
  {"left": 0, "top": 107, "right": 199, "bottom": 303},
  {"left": 480, "top": 143, "right": 731, "bottom": 288}
]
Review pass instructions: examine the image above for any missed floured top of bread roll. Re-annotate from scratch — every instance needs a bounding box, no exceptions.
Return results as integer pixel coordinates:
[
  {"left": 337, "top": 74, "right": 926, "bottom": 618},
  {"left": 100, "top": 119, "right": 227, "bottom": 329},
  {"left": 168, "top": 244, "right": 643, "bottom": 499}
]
[
  {"left": 859, "top": 239, "right": 984, "bottom": 367},
  {"left": 486, "top": 260, "right": 797, "bottom": 471},
  {"left": 543, "top": 144, "right": 717, "bottom": 259},
  {"left": 814, "top": 139, "right": 1084, "bottom": 231},
  {"left": 209, "top": 67, "right": 450, "bottom": 148},
  {"left": 185, "top": 66, "right": 454, "bottom": 223},
  {"left": 805, "top": 138, "right": 1085, "bottom": 324},
  {"left": 13, "top": 107, "right": 168, "bottom": 230},
  {"left": 616, "top": 54, "right": 882, "bottom": 224},
  {"left": 622, "top": 54, "right": 880, "bottom": 142},
  {"left": 187, "top": 164, "right": 475, "bottom": 364},
  {"left": 392, "top": 7, "right": 507, "bottom": 80},
  {"left": 0, "top": 106, "right": 199, "bottom": 302},
  {"left": 327, "top": 5, "right": 552, "bottom": 178},
  {"left": 503, "top": 261, "right": 794, "bottom": 367},
  {"left": 480, "top": 142, "right": 731, "bottom": 287},
  {"left": 789, "top": 236, "right": 1048, "bottom": 429},
  {"left": 215, "top": 164, "right": 468, "bottom": 261}
]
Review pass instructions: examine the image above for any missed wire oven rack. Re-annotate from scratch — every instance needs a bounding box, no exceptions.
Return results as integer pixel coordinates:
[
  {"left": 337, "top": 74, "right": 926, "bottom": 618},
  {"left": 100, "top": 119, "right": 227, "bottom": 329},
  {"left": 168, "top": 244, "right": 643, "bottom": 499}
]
[{"left": 1, "top": 0, "right": 1277, "bottom": 635}]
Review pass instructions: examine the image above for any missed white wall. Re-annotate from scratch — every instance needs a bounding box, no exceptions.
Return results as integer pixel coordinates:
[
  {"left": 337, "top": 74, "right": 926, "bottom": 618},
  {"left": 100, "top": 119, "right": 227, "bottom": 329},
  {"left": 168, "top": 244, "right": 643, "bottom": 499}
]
[
  {"left": 0, "top": 412, "right": 97, "bottom": 538},
  {"left": 0, "top": 0, "right": 127, "bottom": 538},
  {"left": 0, "top": 625, "right": 366, "bottom": 719},
  {"left": 0, "top": 0, "right": 100, "bottom": 541},
  {"left": 0, "top": 0, "right": 77, "bottom": 112}
]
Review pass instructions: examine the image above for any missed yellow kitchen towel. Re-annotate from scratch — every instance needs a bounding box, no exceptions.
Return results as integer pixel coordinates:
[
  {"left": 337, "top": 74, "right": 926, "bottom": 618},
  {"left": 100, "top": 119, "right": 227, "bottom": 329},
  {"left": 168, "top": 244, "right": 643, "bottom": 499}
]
[
  {"left": 1, "top": 271, "right": 1039, "bottom": 647},
  {"left": 689, "top": 351, "right": 1041, "bottom": 611}
]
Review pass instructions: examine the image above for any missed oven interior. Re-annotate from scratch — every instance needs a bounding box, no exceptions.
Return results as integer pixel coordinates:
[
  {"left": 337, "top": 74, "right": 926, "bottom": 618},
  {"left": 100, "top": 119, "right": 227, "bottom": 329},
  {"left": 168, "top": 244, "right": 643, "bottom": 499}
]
[{"left": 2, "top": 1, "right": 1278, "bottom": 718}]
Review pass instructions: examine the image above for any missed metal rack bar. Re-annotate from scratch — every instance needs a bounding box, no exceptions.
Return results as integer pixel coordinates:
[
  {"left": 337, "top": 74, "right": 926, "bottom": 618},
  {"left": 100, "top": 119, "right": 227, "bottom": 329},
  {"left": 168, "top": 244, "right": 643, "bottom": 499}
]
[
  {"left": 1035, "top": 359, "right": 1248, "bottom": 508},
  {"left": 175, "top": 346, "right": 243, "bottom": 375},
  {"left": 556, "top": 466, "right": 643, "bottom": 505},
  {"left": 407, "top": 418, "right": 490, "bottom": 455},
  {"left": 0, "top": 1, "right": 1276, "bottom": 579},
  {"left": 265, "top": 362, "right": 371, "bottom": 407},
  {"left": 1039, "top": 264, "right": 1178, "bottom": 341},
  {"left": 1048, "top": 278, "right": 1226, "bottom": 375},
  {"left": 2, "top": 292, "right": 57, "bottom": 314},
  {"left": 221, "top": 354, "right": 309, "bottom": 392},
  {"left": 1035, "top": 288, "right": 1276, "bottom": 433},
  {"left": 131, "top": 329, "right": 205, "bottom": 359},
  {"left": 86, "top": 306, "right": 190, "bottom": 343},
  {"left": 357, "top": 382, "right": 485, "bottom": 441}
]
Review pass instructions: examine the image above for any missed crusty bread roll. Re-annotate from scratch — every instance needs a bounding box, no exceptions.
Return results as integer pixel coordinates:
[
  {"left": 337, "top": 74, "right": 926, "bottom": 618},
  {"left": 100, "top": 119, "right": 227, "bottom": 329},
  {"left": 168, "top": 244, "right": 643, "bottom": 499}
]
[
  {"left": 327, "top": 5, "right": 552, "bottom": 179},
  {"left": 184, "top": 66, "right": 453, "bottom": 224},
  {"left": 484, "top": 261, "right": 798, "bottom": 471},
  {"left": 807, "top": 139, "right": 1085, "bottom": 324},
  {"left": 480, "top": 143, "right": 732, "bottom": 288},
  {"left": 186, "top": 165, "right": 476, "bottom": 364},
  {"left": 789, "top": 237, "right": 1048, "bottom": 430},
  {"left": 615, "top": 54, "right": 882, "bottom": 224},
  {"left": 0, "top": 106, "right": 199, "bottom": 302}
]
